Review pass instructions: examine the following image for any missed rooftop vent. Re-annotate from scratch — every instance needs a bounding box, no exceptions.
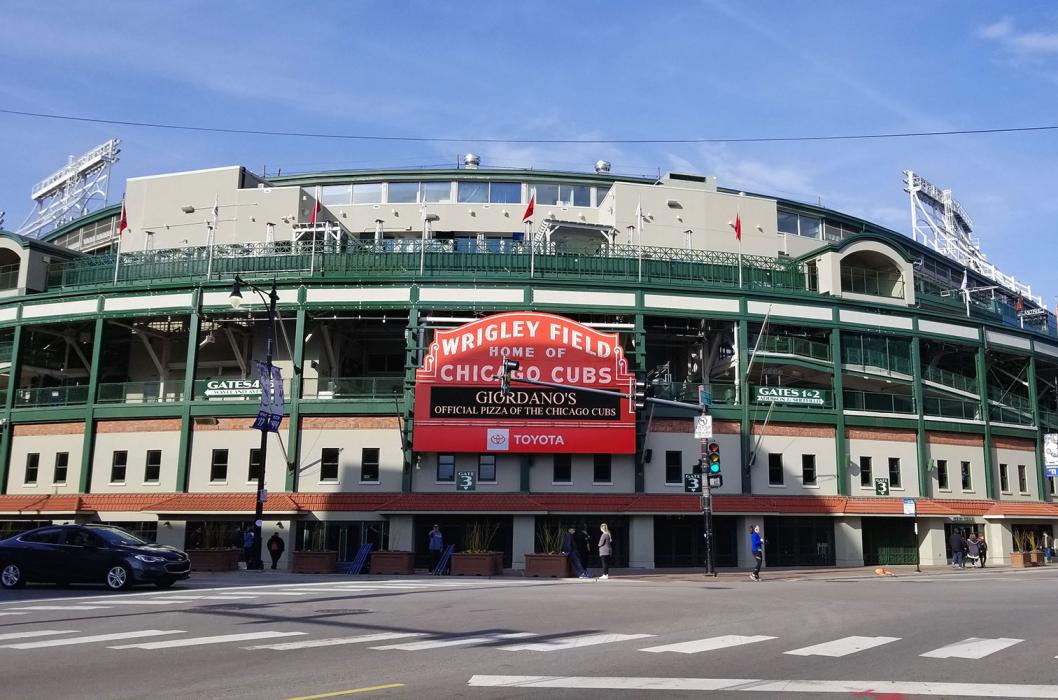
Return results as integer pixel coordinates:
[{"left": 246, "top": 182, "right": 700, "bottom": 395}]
[
  {"left": 595, "top": 160, "right": 612, "bottom": 174},
  {"left": 464, "top": 153, "right": 481, "bottom": 169}
]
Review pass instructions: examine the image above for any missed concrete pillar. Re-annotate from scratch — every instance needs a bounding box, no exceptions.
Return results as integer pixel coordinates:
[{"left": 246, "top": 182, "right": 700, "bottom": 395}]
[
  {"left": 834, "top": 517, "right": 864, "bottom": 567},
  {"left": 157, "top": 520, "right": 187, "bottom": 552},
  {"left": 388, "top": 515, "right": 415, "bottom": 552},
  {"left": 628, "top": 515, "right": 655, "bottom": 569},
  {"left": 512, "top": 515, "right": 535, "bottom": 570},
  {"left": 919, "top": 518, "right": 947, "bottom": 566},
  {"left": 985, "top": 521, "right": 1013, "bottom": 566},
  {"left": 738, "top": 516, "right": 765, "bottom": 567}
]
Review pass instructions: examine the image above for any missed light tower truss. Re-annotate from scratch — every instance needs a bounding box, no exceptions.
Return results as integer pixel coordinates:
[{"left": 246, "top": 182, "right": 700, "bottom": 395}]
[
  {"left": 904, "top": 170, "right": 1041, "bottom": 305},
  {"left": 18, "top": 139, "right": 121, "bottom": 239}
]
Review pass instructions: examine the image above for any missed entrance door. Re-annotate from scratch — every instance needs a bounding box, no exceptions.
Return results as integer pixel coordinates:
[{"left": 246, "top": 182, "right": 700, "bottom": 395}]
[
  {"left": 654, "top": 515, "right": 737, "bottom": 568},
  {"left": 862, "top": 518, "right": 917, "bottom": 565},
  {"left": 763, "top": 517, "right": 836, "bottom": 566}
]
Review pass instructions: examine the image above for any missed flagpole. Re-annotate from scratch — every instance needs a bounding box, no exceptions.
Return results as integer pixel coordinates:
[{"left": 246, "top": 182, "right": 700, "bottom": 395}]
[
  {"left": 736, "top": 208, "right": 743, "bottom": 288},
  {"left": 527, "top": 220, "right": 534, "bottom": 279},
  {"left": 112, "top": 239, "right": 121, "bottom": 284},
  {"left": 113, "top": 195, "right": 124, "bottom": 284},
  {"left": 206, "top": 193, "right": 218, "bottom": 281},
  {"left": 738, "top": 236, "right": 743, "bottom": 288},
  {"left": 419, "top": 201, "right": 428, "bottom": 276},
  {"left": 636, "top": 201, "right": 643, "bottom": 282}
]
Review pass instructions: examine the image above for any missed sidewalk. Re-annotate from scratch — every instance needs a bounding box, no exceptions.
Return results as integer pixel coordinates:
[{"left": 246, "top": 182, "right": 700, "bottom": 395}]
[{"left": 605, "top": 564, "right": 1019, "bottom": 583}]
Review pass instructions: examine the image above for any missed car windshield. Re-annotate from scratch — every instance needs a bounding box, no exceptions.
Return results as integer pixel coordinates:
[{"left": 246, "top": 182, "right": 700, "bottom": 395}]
[{"left": 90, "top": 527, "right": 148, "bottom": 546}]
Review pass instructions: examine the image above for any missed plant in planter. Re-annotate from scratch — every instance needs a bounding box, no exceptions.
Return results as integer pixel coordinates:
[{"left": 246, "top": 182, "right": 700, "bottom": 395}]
[
  {"left": 1011, "top": 530, "right": 1033, "bottom": 568},
  {"left": 451, "top": 521, "right": 503, "bottom": 576},
  {"left": 524, "top": 521, "right": 571, "bottom": 578},
  {"left": 291, "top": 523, "right": 338, "bottom": 573},
  {"left": 1028, "top": 532, "right": 1044, "bottom": 566},
  {"left": 185, "top": 524, "right": 241, "bottom": 571},
  {"left": 369, "top": 533, "right": 415, "bottom": 574}
]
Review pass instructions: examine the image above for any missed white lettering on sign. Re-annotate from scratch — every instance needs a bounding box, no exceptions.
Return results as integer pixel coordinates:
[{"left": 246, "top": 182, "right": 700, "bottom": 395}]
[
  {"left": 512, "top": 434, "right": 566, "bottom": 446},
  {"left": 204, "top": 379, "right": 261, "bottom": 397}
]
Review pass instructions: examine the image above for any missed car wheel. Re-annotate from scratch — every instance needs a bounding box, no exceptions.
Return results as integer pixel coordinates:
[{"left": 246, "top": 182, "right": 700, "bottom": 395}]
[
  {"left": 1, "top": 563, "right": 25, "bottom": 589},
  {"left": 154, "top": 579, "right": 176, "bottom": 589},
  {"left": 105, "top": 564, "right": 132, "bottom": 591}
]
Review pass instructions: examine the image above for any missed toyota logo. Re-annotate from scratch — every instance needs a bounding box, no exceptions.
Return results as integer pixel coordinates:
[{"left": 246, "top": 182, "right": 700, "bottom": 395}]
[{"left": 490, "top": 433, "right": 506, "bottom": 444}]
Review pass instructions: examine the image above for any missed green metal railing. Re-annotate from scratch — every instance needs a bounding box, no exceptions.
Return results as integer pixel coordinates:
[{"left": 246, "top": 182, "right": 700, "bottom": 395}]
[
  {"left": 303, "top": 376, "right": 404, "bottom": 400},
  {"left": 921, "top": 366, "right": 979, "bottom": 395},
  {"left": 922, "top": 396, "right": 981, "bottom": 420},
  {"left": 1040, "top": 409, "right": 1058, "bottom": 430},
  {"left": 754, "top": 335, "right": 831, "bottom": 362},
  {"left": 666, "top": 382, "right": 738, "bottom": 406},
  {"left": 0, "top": 340, "right": 12, "bottom": 364},
  {"left": 989, "top": 404, "right": 1033, "bottom": 425},
  {"left": 14, "top": 385, "right": 90, "bottom": 407},
  {"left": 841, "top": 340, "right": 913, "bottom": 375},
  {"left": 843, "top": 390, "right": 915, "bottom": 414},
  {"left": 97, "top": 381, "right": 185, "bottom": 404}
]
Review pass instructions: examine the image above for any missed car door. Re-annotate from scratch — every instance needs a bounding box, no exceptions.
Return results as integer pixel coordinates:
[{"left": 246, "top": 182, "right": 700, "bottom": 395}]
[
  {"left": 13, "top": 527, "right": 66, "bottom": 581},
  {"left": 60, "top": 528, "right": 110, "bottom": 583}
]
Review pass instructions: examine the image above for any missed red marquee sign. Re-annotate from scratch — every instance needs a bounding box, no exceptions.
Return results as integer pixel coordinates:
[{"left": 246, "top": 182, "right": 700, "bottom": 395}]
[{"left": 413, "top": 312, "right": 636, "bottom": 454}]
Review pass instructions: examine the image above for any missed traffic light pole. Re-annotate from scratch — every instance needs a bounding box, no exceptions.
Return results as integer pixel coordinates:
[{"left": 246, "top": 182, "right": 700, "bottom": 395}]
[{"left": 701, "top": 436, "right": 716, "bottom": 577}]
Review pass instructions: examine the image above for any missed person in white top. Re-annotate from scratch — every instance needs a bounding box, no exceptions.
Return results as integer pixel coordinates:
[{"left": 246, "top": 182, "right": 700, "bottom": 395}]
[{"left": 597, "top": 523, "right": 613, "bottom": 580}]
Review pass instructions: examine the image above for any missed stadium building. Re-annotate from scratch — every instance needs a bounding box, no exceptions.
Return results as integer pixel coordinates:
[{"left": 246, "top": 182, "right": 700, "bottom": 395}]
[{"left": 0, "top": 155, "right": 1056, "bottom": 571}]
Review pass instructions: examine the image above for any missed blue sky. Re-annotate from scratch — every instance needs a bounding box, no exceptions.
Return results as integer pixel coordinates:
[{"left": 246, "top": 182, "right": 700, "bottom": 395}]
[{"left": 2, "top": 2, "right": 1058, "bottom": 302}]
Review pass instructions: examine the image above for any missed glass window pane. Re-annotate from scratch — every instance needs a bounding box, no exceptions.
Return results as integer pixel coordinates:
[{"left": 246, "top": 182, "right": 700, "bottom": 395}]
[
  {"left": 489, "top": 182, "right": 521, "bottom": 204},
  {"left": 777, "top": 211, "right": 799, "bottom": 235},
  {"left": 387, "top": 182, "right": 419, "bottom": 203},
  {"left": 595, "top": 185, "right": 612, "bottom": 206},
  {"left": 798, "top": 215, "right": 821, "bottom": 239},
  {"left": 319, "top": 185, "right": 351, "bottom": 206},
  {"left": 534, "top": 184, "right": 559, "bottom": 206},
  {"left": 568, "top": 185, "right": 590, "bottom": 207},
  {"left": 421, "top": 181, "right": 452, "bottom": 203},
  {"left": 437, "top": 454, "right": 455, "bottom": 481},
  {"left": 457, "top": 182, "right": 488, "bottom": 203},
  {"left": 352, "top": 183, "right": 382, "bottom": 204}
]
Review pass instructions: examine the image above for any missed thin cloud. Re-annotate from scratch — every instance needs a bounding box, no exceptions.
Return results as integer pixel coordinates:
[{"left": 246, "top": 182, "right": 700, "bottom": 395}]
[{"left": 977, "top": 17, "right": 1058, "bottom": 58}]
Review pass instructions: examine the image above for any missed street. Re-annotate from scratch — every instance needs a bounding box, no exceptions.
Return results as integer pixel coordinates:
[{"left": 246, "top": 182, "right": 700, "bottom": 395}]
[{"left": 1, "top": 567, "right": 1057, "bottom": 699}]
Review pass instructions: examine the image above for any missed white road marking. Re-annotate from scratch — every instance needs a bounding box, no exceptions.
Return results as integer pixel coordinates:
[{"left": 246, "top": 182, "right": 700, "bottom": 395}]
[
  {"left": 8, "top": 605, "right": 111, "bottom": 611},
  {"left": 0, "top": 630, "right": 79, "bottom": 641},
  {"left": 215, "top": 591, "right": 309, "bottom": 597},
  {"left": 640, "top": 635, "right": 776, "bottom": 655},
  {"left": 193, "top": 595, "right": 257, "bottom": 600},
  {"left": 499, "top": 633, "right": 654, "bottom": 652},
  {"left": 0, "top": 612, "right": 26, "bottom": 617},
  {"left": 921, "top": 637, "right": 1023, "bottom": 659},
  {"left": 371, "top": 632, "right": 536, "bottom": 651},
  {"left": 246, "top": 632, "right": 427, "bottom": 650},
  {"left": 110, "top": 631, "right": 305, "bottom": 650},
  {"left": 89, "top": 599, "right": 186, "bottom": 606},
  {"left": 784, "top": 636, "right": 901, "bottom": 657},
  {"left": 0, "top": 630, "right": 183, "bottom": 649},
  {"left": 467, "top": 674, "right": 1058, "bottom": 697},
  {"left": 273, "top": 588, "right": 376, "bottom": 593}
]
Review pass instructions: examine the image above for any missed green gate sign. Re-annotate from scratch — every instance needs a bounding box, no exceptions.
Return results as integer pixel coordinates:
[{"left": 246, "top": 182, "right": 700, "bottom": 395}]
[
  {"left": 874, "top": 477, "right": 890, "bottom": 496},
  {"left": 456, "top": 471, "right": 476, "bottom": 491},
  {"left": 753, "top": 386, "right": 827, "bottom": 406}
]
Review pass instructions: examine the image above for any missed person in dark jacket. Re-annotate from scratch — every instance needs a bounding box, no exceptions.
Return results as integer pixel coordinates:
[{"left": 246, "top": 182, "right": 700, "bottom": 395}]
[
  {"left": 243, "top": 529, "right": 256, "bottom": 568},
  {"left": 575, "top": 527, "right": 592, "bottom": 576},
  {"left": 267, "top": 533, "right": 285, "bottom": 569},
  {"left": 561, "top": 527, "right": 589, "bottom": 578},
  {"left": 949, "top": 530, "right": 967, "bottom": 568},
  {"left": 977, "top": 535, "right": 988, "bottom": 568}
]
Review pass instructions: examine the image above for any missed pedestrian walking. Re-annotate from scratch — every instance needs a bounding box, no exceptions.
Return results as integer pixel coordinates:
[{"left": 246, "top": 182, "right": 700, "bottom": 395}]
[
  {"left": 1043, "top": 532, "right": 1053, "bottom": 564},
  {"left": 243, "top": 529, "right": 256, "bottom": 569},
  {"left": 597, "top": 523, "right": 613, "bottom": 580},
  {"left": 266, "top": 532, "right": 285, "bottom": 570},
  {"left": 749, "top": 525, "right": 763, "bottom": 581},
  {"left": 561, "top": 527, "right": 590, "bottom": 578},
  {"left": 427, "top": 524, "right": 444, "bottom": 573},
  {"left": 949, "top": 530, "right": 967, "bottom": 568},
  {"left": 966, "top": 533, "right": 981, "bottom": 568},
  {"left": 576, "top": 526, "right": 592, "bottom": 577},
  {"left": 977, "top": 534, "right": 987, "bottom": 568}
]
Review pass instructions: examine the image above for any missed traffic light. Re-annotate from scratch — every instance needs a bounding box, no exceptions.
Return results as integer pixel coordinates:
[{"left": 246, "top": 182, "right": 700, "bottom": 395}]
[
  {"left": 706, "top": 441, "right": 723, "bottom": 487},
  {"left": 634, "top": 377, "right": 656, "bottom": 408},
  {"left": 500, "top": 358, "right": 520, "bottom": 395}
]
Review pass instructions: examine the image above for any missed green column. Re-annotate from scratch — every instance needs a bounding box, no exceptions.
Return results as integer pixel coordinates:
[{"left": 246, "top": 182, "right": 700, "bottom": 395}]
[
  {"left": 737, "top": 314, "right": 751, "bottom": 494},
  {"left": 1028, "top": 353, "right": 1046, "bottom": 498},
  {"left": 285, "top": 299, "right": 306, "bottom": 492},
  {"left": 831, "top": 324, "right": 848, "bottom": 497},
  {"left": 77, "top": 315, "right": 105, "bottom": 494},
  {"left": 975, "top": 343, "right": 995, "bottom": 499},
  {"left": 175, "top": 290, "right": 201, "bottom": 493},
  {"left": 910, "top": 334, "right": 930, "bottom": 496},
  {"left": 632, "top": 312, "right": 647, "bottom": 493},
  {"left": 0, "top": 323, "right": 23, "bottom": 494}
]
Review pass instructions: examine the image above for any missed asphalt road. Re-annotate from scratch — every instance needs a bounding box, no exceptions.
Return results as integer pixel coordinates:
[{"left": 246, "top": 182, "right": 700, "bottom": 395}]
[{"left": 2, "top": 567, "right": 1058, "bottom": 699}]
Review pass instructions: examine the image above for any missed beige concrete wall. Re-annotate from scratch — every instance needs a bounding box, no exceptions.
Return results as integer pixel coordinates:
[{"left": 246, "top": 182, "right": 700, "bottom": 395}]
[
  {"left": 993, "top": 444, "right": 1039, "bottom": 500},
  {"left": 528, "top": 453, "right": 636, "bottom": 492},
  {"left": 925, "top": 435, "right": 986, "bottom": 499},
  {"left": 90, "top": 430, "right": 181, "bottom": 492},
  {"left": 413, "top": 452, "right": 522, "bottom": 492},
  {"left": 643, "top": 425, "right": 741, "bottom": 494},
  {"left": 834, "top": 516, "right": 864, "bottom": 567},
  {"left": 749, "top": 425, "right": 838, "bottom": 495},
  {"left": 7, "top": 427, "right": 84, "bottom": 493},
  {"left": 297, "top": 426, "right": 403, "bottom": 492},
  {"left": 846, "top": 438, "right": 921, "bottom": 497},
  {"left": 187, "top": 425, "right": 287, "bottom": 493}
]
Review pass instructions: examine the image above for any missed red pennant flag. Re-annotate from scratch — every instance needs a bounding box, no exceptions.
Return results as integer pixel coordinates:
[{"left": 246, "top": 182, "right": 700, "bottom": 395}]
[
  {"left": 310, "top": 198, "right": 321, "bottom": 225},
  {"left": 118, "top": 201, "right": 128, "bottom": 235},
  {"left": 1015, "top": 293, "right": 1024, "bottom": 313},
  {"left": 522, "top": 195, "right": 535, "bottom": 223},
  {"left": 734, "top": 211, "right": 742, "bottom": 241}
]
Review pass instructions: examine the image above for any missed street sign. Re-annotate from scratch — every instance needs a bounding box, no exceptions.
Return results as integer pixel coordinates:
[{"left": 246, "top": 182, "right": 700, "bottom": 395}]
[
  {"left": 1018, "top": 308, "right": 1047, "bottom": 318},
  {"left": 456, "top": 471, "right": 476, "bottom": 491},
  {"left": 1047, "top": 467, "right": 1058, "bottom": 478},
  {"left": 903, "top": 498, "right": 916, "bottom": 516},
  {"left": 1045, "top": 433, "right": 1058, "bottom": 467},
  {"left": 753, "top": 386, "right": 828, "bottom": 406},
  {"left": 698, "top": 386, "right": 712, "bottom": 408},
  {"left": 684, "top": 473, "right": 702, "bottom": 493},
  {"left": 694, "top": 415, "right": 713, "bottom": 439},
  {"left": 874, "top": 477, "right": 890, "bottom": 496}
]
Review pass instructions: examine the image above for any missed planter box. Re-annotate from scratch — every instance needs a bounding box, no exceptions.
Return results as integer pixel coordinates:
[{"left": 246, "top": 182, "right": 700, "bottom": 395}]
[
  {"left": 369, "top": 551, "right": 415, "bottom": 575},
  {"left": 1011, "top": 552, "right": 1035, "bottom": 568},
  {"left": 524, "top": 553, "right": 572, "bottom": 578},
  {"left": 187, "top": 549, "right": 240, "bottom": 572},
  {"left": 1030, "top": 551, "right": 1045, "bottom": 566},
  {"left": 451, "top": 552, "right": 503, "bottom": 577},
  {"left": 292, "top": 551, "right": 338, "bottom": 574}
]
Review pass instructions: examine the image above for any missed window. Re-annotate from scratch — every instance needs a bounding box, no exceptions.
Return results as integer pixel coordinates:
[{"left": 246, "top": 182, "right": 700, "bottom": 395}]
[
  {"left": 478, "top": 454, "right": 496, "bottom": 482},
  {"left": 319, "top": 185, "right": 352, "bottom": 206},
  {"left": 489, "top": 182, "right": 521, "bottom": 204},
  {"left": 387, "top": 182, "right": 419, "bottom": 203},
  {"left": 665, "top": 450, "right": 682, "bottom": 484},
  {"left": 937, "top": 460, "right": 949, "bottom": 490},
  {"left": 145, "top": 450, "right": 161, "bottom": 483},
  {"left": 210, "top": 449, "right": 228, "bottom": 482},
  {"left": 361, "top": 448, "right": 380, "bottom": 482},
  {"left": 802, "top": 454, "right": 816, "bottom": 486},
  {"left": 859, "top": 456, "right": 872, "bottom": 488},
  {"left": 19, "top": 527, "right": 62, "bottom": 544},
  {"left": 777, "top": 210, "right": 822, "bottom": 239},
  {"left": 66, "top": 528, "right": 103, "bottom": 548},
  {"left": 320, "top": 448, "right": 340, "bottom": 482},
  {"left": 351, "top": 182, "right": 382, "bottom": 204},
  {"left": 594, "top": 185, "right": 612, "bottom": 206},
  {"left": 553, "top": 454, "right": 572, "bottom": 483},
  {"left": 110, "top": 451, "right": 127, "bottom": 483},
  {"left": 768, "top": 453, "right": 784, "bottom": 486},
  {"left": 54, "top": 452, "right": 68, "bottom": 484},
  {"left": 533, "top": 183, "right": 560, "bottom": 205},
  {"left": 532, "top": 183, "right": 591, "bottom": 208},
  {"left": 888, "top": 458, "right": 901, "bottom": 489},
  {"left": 437, "top": 454, "right": 455, "bottom": 482},
  {"left": 421, "top": 181, "right": 452, "bottom": 203},
  {"left": 593, "top": 454, "right": 612, "bottom": 483},
  {"left": 1018, "top": 464, "right": 1028, "bottom": 493},
  {"left": 999, "top": 463, "right": 1009, "bottom": 492},
  {"left": 457, "top": 181, "right": 488, "bottom": 203},
  {"left": 248, "top": 448, "right": 263, "bottom": 482},
  {"left": 960, "top": 461, "right": 972, "bottom": 490},
  {"left": 24, "top": 453, "right": 39, "bottom": 485},
  {"left": 1050, "top": 476, "right": 1057, "bottom": 496}
]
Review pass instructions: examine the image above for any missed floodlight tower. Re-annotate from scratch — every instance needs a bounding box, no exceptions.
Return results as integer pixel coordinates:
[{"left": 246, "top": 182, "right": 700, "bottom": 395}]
[{"left": 18, "top": 139, "right": 121, "bottom": 239}]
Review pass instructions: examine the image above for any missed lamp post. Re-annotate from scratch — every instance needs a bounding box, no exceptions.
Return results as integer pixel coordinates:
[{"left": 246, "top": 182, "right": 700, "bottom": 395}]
[{"left": 229, "top": 275, "right": 279, "bottom": 571}]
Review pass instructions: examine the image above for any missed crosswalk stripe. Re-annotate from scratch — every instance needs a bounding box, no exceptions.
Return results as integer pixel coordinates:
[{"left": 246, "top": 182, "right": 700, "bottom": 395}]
[
  {"left": 274, "top": 588, "right": 376, "bottom": 593},
  {"left": 0, "top": 630, "right": 79, "bottom": 641},
  {"left": 921, "top": 637, "right": 1023, "bottom": 659},
  {"left": 217, "top": 591, "right": 309, "bottom": 597},
  {"left": 110, "top": 631, "right": 305, "bottom": 650},
  {"left": 0, "top": 630, "right": 183, "bottom": 649},
  {"left": 785, "top": 636, "right": 901, "bottom": 657},
  {"left": 499, "top": 633, "right": 654, "bottom": 652},
  {"left": 371, "top": 632, "right": 536, "bottom": 651},
  {"left": 0, "top": 612, "right": 26, "bottom": 617},
  {"left": 640, "top": 635, "right": 776, "bottom": 654},
  {"left": 8, "top": 605, "right": 111, "bottom": 611},
  {"left": 91, "top": 600, "right": 186, "bottom": 606},
  {"left": 193, "top": 596, "right": 257, "bottom": 600},
  {"left": 246, "top": 632, "right": 427, "bottom": 650}
]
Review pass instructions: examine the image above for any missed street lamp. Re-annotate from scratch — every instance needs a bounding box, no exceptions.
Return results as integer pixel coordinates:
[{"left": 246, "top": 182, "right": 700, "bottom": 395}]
[{"left": 229, "top": 274, "right": 279, "bottom": 571}]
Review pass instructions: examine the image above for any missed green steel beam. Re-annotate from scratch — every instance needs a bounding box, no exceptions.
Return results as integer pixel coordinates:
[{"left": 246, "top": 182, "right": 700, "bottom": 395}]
[
  {"left": 910, "top": 334, "right": 930, "bottom": 496},
  {"left": 1027, "top": 353, "right": 1046, "bottom": 498},
  {"left": 175, "top": 290, "right": 201, "bottom": 493},
  {"left": 0, "top": 323, "right": 22, "bottom": 494},
  {"left": 737, "top": 312, "right": 751, "bottom": 494},
  {"left": 975, "top": 343, "right": 995, "bottom": 499},
  {"left": 401, "top": 302, "right": 420, "bottom": 493},
  {"left": 285, "top": 296, "right": 306, "bottom": 492},
  {"left": 830, "top": 323, "right": 848, "bottom": 497},
  {"left": 633, "top": 311, "right": 647, "bottom": 493},
  {"left": 77, "top": 315, "right": 105, "bottom": 494}
]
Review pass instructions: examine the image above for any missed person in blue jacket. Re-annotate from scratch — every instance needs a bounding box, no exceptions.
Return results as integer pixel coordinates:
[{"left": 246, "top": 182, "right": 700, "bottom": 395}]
[
  {"left": 561, "top": 527, "right": 590, "bottom": 578},
  {"left": 749, "top": 525, "right": 763, "bottom": 581}
]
